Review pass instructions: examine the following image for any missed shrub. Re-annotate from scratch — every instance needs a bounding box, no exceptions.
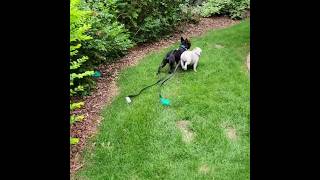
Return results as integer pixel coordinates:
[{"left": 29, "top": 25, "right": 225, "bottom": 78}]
[
  {"left": 180, "top": 1, "right": 202, "bottom": 23},
  {"left": 198, "top": 0, "right": 249, "bottom": 19},
  {"left": 228, "top": 0, "right": 250, "bottom": 19},
  {"left": 70, "top": 0, "right": 94, "bottom": 96},
  {"left": 114, "top": 0, "right": 187, "bottom": 43},
  {"left": 70, "top": 0, "right": 94, "bottom": 144},
  {"left": 80, "top": 0, "right": 134, "bottom": 65}
]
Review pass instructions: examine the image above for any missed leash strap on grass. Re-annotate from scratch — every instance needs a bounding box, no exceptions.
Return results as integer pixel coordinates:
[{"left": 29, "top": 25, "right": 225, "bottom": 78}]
[
  {"left": 158, "top": 60, "right": 181, "bottom": 98},
  {"left": 127, "top": 60, "right": 180, "bottom": 100},
  {"left": 127, "top": 77, "right": 166, "bottom": 98}
]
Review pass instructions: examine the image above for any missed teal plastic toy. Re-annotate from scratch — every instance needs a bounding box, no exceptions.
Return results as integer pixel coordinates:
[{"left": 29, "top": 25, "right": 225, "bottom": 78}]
[
  {"left": 160, "top": 97, "right": 170, "bottom": 106},
  {"left": 92, "top": 71, "right": 101, "bottom": 78}
]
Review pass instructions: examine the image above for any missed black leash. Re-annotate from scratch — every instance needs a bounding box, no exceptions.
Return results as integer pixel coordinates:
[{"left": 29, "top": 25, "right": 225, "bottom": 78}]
[
  {"left": 125, "top": 44, "right": 186, "bottom": 104},
  {"left": 158, "top": 60, "right": 181, "bottom": 98},
  {"left": 126, "top": 60, "right": 181, "bottom": 103},
  {"left": 126, "top": 76, "right": 166, "bottom": 99}
]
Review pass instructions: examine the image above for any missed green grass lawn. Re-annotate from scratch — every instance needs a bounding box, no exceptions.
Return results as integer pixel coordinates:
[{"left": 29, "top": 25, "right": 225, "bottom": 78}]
[{"left": 75, "top": 20, "right": 250, "bottom": 180}]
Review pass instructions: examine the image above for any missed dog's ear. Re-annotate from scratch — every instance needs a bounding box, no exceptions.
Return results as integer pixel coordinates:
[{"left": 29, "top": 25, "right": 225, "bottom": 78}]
[
  {"left": 181, "top": 37, "right": 184, "bottom": 42},
  {"left": 186, "top": 38, "right": 191, "bottom": 48},
  {"left": 186, "top": 38, "right": 190, "bottom": 44}
]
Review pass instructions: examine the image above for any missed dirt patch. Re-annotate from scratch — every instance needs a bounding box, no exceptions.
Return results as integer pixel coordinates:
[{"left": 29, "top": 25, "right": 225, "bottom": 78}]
[
  {"left": 198, "top": 164, "right": 211, "bottom": 174},
  {"left": 220, "top": 122, "right": 238, "bottom": 141},
  {"left": 226, "top": 127, "right": 238, "bottom": 140},
  {"left": 247, "top": 53, "right": 250, "bottom": 72},
  {"left": 176, "top": 120, "right": 194, "bottom": 143},
  {"left": 214, "top": 44, "right": 224, "bottom": 49},
  {"left": 70, "top": 16, "right": 241, "bottom": 174}
]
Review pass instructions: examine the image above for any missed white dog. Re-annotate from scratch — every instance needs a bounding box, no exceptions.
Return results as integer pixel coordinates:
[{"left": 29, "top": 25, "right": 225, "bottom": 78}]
[{"left": 180, "top": 47, "right": 202, "bottom": 72}]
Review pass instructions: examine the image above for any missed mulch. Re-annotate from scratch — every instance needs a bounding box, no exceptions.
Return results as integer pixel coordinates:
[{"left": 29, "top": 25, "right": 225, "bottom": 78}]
[{"left": 70, "top": 16, "right": 241, "bottom": 174}]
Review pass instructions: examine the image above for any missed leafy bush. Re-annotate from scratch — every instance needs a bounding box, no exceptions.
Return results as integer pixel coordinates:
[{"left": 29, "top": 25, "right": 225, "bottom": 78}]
[
  {"left": 70, "top": 0, "right": 94, "bottom": 95},
  {"left": 75, "top": 0, "right": 199, "bottom": 64},
  {"left": 199, "top": 0, "right": 230, "bottom": 16},
  {"left": 114, "top": 0, "right": 187, "bottom": 43},
  {"left": 198, "top": 0, "right": 249, "bottom": 19},
  {"left": 228, "top": 0, "right": 250, "bottom": 19},
  {"left": 180, "top": 1, "right": 202, "bottom": 23},
  {"left": 70, "top": 0, "right": 94, "bottom": 144},
  {"left": 70, "top": 137, "right": 79, "bottom": 145},
  {"left": 80, "top": 0, "right": 134, "bottom": 65},
  {"left": 188, "top": 0, "right": 206, "bottom": 5}
]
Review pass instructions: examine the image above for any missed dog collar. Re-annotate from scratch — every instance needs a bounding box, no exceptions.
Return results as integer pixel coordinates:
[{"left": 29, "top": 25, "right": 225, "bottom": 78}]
[{"left": 180, "top": 45, "right": 187, "bottom": 50}]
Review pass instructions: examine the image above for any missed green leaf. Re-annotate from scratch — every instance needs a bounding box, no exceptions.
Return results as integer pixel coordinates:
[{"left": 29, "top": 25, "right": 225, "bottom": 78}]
[
  {"left": 70, "top": 102, "right": 84, "bottom": 111},
  {"left": 70, "top": 137, "right": 79, "bottom": 145}
]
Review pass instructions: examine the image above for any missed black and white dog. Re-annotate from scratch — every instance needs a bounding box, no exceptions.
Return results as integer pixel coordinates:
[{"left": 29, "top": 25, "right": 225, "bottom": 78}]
[{"left": 157, "top": 37, "right": 191, "bottom": 74}]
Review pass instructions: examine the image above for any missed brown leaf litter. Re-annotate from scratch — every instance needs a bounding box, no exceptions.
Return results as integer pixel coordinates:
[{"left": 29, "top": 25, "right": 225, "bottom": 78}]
[{"left": 70, "top": 16, "right": 241, "bottom": 174}]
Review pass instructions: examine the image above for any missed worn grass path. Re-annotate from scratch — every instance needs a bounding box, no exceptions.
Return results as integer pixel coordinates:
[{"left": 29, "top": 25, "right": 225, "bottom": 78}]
[{"left": 75, "top": 20, "right": 250, "bottom": 180}]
